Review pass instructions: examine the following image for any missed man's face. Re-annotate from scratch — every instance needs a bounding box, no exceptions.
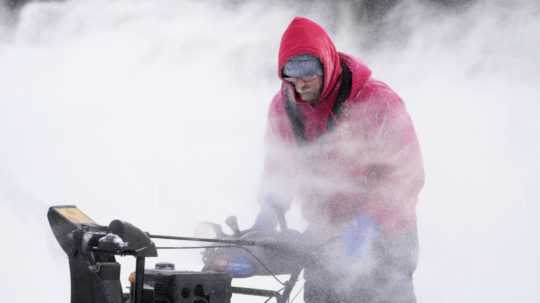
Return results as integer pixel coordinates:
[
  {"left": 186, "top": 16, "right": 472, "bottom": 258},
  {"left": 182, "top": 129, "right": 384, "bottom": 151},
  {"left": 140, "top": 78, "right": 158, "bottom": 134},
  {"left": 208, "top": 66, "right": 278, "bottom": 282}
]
[{"left": 284, "top": 74, "right": 323, "bottom": 103}]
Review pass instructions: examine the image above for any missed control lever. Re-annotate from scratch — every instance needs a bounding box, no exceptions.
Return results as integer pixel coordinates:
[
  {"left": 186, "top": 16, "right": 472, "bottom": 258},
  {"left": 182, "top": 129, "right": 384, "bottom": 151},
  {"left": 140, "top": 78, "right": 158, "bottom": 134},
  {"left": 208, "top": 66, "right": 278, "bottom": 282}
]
[{"left": 97, "top": 233, "right": 128, "bottom": 252}]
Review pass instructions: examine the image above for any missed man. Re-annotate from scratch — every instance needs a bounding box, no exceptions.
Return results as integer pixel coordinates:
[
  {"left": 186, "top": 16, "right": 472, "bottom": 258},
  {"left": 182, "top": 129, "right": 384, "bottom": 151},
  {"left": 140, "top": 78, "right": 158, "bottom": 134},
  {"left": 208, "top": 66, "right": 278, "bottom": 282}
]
[{"left": 252, "top": 16, "right": 424, "bottom": 303}]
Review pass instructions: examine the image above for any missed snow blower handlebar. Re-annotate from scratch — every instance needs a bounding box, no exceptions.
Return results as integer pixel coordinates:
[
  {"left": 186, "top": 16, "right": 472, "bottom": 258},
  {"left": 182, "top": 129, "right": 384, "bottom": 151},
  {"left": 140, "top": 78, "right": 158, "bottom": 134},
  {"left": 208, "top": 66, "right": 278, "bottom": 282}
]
[{"left": 148, "top": 233, "right": 258, "bottom": 246}]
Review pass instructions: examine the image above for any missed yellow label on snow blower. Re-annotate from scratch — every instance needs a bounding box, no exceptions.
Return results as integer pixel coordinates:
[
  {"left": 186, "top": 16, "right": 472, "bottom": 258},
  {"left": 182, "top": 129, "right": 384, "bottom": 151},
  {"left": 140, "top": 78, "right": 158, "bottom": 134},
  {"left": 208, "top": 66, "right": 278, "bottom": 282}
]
[{"left": 56, "top": 207, "right": 96, "bottom": 225}]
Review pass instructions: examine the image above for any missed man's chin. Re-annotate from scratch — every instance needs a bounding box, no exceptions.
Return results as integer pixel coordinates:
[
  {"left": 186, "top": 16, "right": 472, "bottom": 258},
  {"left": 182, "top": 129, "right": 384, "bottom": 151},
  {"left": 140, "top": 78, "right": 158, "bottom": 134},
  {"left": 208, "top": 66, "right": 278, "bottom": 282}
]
[{"left": 299, "top": 94, "right": 318, "bottom": 103}]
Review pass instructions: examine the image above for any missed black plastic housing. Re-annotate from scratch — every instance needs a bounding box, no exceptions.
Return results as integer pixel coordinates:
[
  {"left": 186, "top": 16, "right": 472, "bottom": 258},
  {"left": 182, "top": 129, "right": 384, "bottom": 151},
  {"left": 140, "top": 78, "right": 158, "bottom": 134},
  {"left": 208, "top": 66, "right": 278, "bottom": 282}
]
[
  {"left": 48, "top": 205, "right": 123, "bottom": 303},
  {"left": 142, "top": 270, "right": 232, "bottom": 303}
]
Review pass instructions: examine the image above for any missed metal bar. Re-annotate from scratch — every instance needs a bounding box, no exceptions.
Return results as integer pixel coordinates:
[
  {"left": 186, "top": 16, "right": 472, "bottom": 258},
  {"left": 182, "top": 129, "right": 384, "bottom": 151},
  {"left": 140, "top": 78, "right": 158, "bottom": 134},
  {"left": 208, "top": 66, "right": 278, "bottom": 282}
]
[
  {"left": 148, "top": 234, "right": 257, "bottom": 246},
  {"left": 280, "top": 269, "right": 302, "bottom": 303},
  {"left": 156, "top": 245, "right": 237, "bottom": 250},
  {"left": 133, "top": 257, "right": 145, "bottom": 303},
  {"left": 231, "top": 286, "right": 282, "bottom": 301}
]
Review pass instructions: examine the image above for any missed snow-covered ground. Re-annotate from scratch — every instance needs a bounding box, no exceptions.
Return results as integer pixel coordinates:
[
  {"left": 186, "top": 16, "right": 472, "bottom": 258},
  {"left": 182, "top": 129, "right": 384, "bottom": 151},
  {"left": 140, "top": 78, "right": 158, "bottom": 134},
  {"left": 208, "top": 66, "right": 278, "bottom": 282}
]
[{"left": 0, "top": 0, "right": 538, "bottom": 302}]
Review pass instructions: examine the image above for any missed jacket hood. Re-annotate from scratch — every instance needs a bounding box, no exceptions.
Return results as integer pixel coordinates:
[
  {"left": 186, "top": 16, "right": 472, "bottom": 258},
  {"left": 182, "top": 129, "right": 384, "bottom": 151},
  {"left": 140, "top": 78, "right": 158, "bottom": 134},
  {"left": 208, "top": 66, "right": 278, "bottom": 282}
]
[{"left": 278, "top": 17, "right": 342, "bottom": 101}]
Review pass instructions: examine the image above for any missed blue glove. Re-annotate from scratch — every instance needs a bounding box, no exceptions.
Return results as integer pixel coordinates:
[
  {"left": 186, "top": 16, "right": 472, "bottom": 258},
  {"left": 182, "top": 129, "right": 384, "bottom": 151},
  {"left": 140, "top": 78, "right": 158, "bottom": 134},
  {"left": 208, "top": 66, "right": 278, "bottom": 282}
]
[{"left": 342, "top": 213, "right": 379, "bottom": 258}]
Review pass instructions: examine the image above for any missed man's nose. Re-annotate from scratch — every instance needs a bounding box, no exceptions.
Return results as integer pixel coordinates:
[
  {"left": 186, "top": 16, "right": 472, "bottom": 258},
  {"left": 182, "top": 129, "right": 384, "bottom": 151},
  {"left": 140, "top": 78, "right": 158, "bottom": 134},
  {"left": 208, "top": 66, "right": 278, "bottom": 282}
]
[{"left": 295, "top": 79, "right": 307, "bottom": 89}]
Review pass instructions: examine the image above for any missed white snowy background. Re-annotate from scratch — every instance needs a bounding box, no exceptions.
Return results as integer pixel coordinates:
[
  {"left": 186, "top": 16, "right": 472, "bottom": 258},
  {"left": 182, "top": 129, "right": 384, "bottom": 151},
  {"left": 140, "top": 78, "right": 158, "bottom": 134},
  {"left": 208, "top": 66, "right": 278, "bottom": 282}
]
[{"left": 0, "top": 0, "right": 539, "bottom": 302}]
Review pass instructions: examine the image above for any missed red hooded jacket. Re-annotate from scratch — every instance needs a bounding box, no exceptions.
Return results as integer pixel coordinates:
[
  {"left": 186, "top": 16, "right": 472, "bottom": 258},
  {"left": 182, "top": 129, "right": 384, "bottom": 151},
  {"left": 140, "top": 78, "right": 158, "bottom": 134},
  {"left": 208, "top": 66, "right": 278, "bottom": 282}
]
[{"left": 261, "top": 17, "right": 424, "bottom": 237}]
